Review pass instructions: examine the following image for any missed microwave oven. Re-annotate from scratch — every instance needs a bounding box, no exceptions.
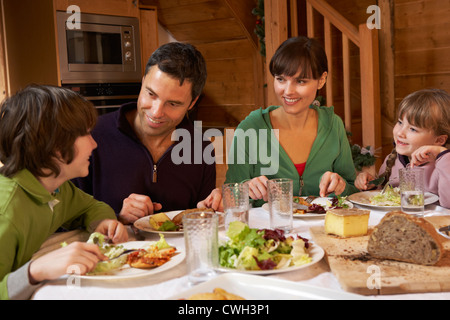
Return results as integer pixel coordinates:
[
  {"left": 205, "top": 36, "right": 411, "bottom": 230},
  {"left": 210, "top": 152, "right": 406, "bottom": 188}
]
[{"left": 56, "top": 12, "right": 142, "bottom": 84}]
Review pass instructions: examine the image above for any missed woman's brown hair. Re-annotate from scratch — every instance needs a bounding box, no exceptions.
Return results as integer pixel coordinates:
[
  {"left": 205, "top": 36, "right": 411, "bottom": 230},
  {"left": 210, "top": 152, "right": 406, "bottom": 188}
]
[
  {"left": 269, "top": 36, "right": 328, "bottom": 80},
  {"left": 0, "top": 85, "right": 97, "bottom": 178}
]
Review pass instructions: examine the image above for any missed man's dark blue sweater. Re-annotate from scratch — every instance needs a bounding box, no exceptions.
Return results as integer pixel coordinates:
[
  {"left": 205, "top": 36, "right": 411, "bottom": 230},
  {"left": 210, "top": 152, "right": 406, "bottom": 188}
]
[{"left": 74, "top": 103, "right": 216, "bottom": 215}]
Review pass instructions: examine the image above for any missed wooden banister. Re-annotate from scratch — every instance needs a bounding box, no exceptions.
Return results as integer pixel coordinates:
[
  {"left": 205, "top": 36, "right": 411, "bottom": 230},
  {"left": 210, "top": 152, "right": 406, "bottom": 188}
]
[
  {"left": 306, "top": 0, "right": 360, "bottom": 46},
  {"left": 305, "top": 0, "right": 381, "bottom": 151}
]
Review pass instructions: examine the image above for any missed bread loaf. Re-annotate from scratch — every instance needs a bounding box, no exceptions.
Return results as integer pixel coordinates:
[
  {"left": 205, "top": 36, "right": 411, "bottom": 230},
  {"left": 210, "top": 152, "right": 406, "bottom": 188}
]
[{"left": 367, "top": 211, "right": 444, "bottom": 266}]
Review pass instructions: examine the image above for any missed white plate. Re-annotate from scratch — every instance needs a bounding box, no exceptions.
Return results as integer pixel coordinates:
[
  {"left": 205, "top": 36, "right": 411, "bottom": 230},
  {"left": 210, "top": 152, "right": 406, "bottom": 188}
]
[
  {"left": 134, "top": 211, "right": 185, "bottom": 235},
  {"left": 216, "top": 242, "right": 324, "bottom": 275},
  {"left": 134, "top": 210, "right": 225, "bottom": 235},
  {"left": 348, "top": 191, "right": 439, "bottom": 209},
  {"left": 77, "top": 241, "right": 185, "bottom": 280},
  {"left": 262, "top": 197, "right": 353, "bottom": 218},
  {"left": 169, "top": 273, "right": 367, "bottom": 300}
]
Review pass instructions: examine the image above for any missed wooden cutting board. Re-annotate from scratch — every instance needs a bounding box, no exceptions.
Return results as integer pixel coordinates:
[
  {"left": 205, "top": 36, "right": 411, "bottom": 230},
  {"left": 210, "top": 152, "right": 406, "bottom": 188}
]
[{"left": 310, "top": 215, "right": 450, "bottom": 295}]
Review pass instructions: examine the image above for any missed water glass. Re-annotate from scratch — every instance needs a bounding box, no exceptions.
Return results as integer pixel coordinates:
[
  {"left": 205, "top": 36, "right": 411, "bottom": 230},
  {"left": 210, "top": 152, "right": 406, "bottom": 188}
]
[
  {"left": 222, "top": 182, "right": 250, "bottom": 229},
  {"left": 183, "top": 211, "right": 219, "bottom": 286},
  {"left": 267, "top": 178, "right": 293, "bottom": 232},
  {"left": 400, "top": 167, "right": 425, "bottom": 216}
]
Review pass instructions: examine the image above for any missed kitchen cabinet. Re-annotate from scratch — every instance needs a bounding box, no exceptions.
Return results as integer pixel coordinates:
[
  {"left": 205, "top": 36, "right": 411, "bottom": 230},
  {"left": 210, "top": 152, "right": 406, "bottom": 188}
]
[
  {"left": 54, "top": 0, "right": 140, "bottom": 18},
  {"left": 0, "top": 0, "right": 157, "bottom": 97}
]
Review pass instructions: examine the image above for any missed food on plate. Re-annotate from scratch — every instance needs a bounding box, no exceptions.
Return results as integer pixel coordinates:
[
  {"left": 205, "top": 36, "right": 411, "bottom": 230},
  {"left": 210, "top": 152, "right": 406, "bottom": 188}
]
[
  {"left": 293, "top": 196, "right": 350, "bottom": 215},
  {"left": 367, "top": 211, "right": 444, "bottom": 266},
  {"left": 149, "top": 212, "right": 172, "bottom": 230},
  {"left": 87, "top": 232, "right": 177, "bottom": 274},
  {"left": 325, "top": 208, "right": 370, "bottom": 238},
  {"left": 86, "top": 232, "right": 127, "bottom": 274},
  {"left": 188, "top": 288, "right": 245, "bottom": 300},
  {"left": 219, "top": 221, "right": 312, "bottom": 271},
  {"left": 149, "top": 208, "right": 216, "bottom": 231},
  {"left": 369, "top": 185, "right": 401, "bottom": 206},
  {"left": 171, "top": 207, "right": 215, "bottom": 225},
  {"left": 127, "top": 246, "right": 177, "bottom": 269}
]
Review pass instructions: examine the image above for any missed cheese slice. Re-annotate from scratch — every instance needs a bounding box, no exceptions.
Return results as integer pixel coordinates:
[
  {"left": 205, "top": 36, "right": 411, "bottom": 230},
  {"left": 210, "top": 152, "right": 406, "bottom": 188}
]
[{"left": 325, "top": 208, "right": 370, "bottom": 238}]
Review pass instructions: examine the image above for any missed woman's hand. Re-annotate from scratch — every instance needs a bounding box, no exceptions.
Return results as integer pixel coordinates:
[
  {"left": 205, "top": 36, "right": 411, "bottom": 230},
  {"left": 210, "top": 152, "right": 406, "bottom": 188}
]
[
  {"left": 319, "top": 172, "right": 346, "bottom": 197},
  {"left": 248, "top": 176, "right": 269, "bottom": 201}
]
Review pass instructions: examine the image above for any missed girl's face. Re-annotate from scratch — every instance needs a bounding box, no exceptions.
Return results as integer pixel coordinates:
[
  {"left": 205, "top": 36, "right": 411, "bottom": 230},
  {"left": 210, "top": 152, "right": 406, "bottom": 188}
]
[
  {"left": 273, "top": 70, "right": 327, "bottom": 114},
  {"left": 59, "top": 134, "right": 98, "bottom": 180},
  {"left": 393, "top": 115, "right": 445, "bottom": 157}
]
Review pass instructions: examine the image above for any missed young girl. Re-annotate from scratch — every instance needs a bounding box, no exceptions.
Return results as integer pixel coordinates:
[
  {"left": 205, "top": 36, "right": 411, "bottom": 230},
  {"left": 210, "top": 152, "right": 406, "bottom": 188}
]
[
  {"left": 0, "top": 85, "right": 128, "bottom": 300},
  {"left": 355, "top": 88, "right": 450, "bottom": 208}
]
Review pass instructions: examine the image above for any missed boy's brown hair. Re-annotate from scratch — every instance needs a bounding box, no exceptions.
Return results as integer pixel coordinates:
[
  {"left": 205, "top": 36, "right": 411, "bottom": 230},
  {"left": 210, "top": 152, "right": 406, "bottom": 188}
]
[{"left": 0, "top": 85, "right": 97, "bottom": 178}]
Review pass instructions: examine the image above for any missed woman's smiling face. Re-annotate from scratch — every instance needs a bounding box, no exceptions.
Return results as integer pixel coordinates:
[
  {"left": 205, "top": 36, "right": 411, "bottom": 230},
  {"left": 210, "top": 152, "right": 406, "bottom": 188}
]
[{"left": 273, "top": 70, "right": 327, "bottom": 113}]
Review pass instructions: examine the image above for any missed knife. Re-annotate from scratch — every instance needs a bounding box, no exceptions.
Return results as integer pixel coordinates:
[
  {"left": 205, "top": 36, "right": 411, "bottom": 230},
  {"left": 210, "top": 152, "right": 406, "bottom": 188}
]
[
  {"left": 368, "top": 176, "right": 385, "bottom": 186},
  {"left": 439, "top": 225, "right": 450, "bottom": 233}
]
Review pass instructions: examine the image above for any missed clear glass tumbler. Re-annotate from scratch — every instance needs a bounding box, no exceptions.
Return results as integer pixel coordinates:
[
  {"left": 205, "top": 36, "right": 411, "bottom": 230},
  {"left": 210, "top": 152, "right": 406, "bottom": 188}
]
[
  {"left": 222, "top": 182, "right": 250, "bottom": 229},
  {"left": 399, "top": 167, "right": 425, "bottom": 216},
  {"left": 183, "top": 211, "right": 219, "bottom": 286},
  {"left": 267, "top": 178, "right": 293, "bottom": 232}
]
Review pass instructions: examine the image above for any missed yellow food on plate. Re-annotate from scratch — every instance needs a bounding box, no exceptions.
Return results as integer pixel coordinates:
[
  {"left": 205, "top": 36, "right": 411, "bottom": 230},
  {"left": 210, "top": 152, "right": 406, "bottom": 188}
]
[
  {"left": 325, "top": 208, "right": 370, "bottom": 238},
  {"left": 188, "top": 288, "right": 245, "bottom": 300},
  {"left": 149, "top": 212, "right": 171, "bottom": 229}
]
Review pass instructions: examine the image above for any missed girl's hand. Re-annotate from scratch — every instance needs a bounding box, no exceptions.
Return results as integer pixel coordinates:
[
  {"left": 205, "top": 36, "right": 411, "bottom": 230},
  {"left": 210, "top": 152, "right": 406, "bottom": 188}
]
[
  {"left": 29, "top": 242, "right": 107, "bottom": 284},
  {"left": 319, "top": 172, "right": 346, "bottom": 197},
  {"left": 248, "top": 176, "right": 269, "bottom": 201},
  {"left": 355, "top": 172, "right": 375, "bottom": 191},
  {"left": 94, "top": 219, "right": 128, "bottom": 244},
  {"left": 410, "top": 145, "right": 446, "bottom": 167}
]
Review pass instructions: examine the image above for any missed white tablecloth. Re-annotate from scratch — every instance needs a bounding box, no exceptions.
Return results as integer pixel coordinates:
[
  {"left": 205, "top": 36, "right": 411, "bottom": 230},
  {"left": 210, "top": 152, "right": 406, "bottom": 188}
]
[{"left": 31, "top": 204, "right": 450, "bottom": 300}]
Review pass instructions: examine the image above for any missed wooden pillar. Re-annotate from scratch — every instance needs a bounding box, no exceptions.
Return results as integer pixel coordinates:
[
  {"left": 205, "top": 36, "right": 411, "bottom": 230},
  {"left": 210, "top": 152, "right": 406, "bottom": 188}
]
[
  {"left": 264, "top": 0, "right": 288, "bottom": 107},
  {"left": 359, "top": 25, "right": 382, "bottom": 153}
]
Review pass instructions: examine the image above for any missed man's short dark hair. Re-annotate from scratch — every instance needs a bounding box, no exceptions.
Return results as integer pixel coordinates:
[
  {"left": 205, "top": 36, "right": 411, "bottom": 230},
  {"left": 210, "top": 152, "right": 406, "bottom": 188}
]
[{"left": 145, "top": 42, "right": 207, "bottom": 102}]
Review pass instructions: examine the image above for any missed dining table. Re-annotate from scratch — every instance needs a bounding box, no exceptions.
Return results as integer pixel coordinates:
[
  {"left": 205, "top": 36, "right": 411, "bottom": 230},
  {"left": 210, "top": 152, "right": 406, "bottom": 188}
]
[{"left": 31, "top": 201, "right": 450, "bottom": 300}]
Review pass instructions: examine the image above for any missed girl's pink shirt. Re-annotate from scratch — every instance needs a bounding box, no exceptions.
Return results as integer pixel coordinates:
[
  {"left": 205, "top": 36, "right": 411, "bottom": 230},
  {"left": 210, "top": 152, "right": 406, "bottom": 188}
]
[{"left": 379, "top": 150, "right": 450, "bottom": 209}]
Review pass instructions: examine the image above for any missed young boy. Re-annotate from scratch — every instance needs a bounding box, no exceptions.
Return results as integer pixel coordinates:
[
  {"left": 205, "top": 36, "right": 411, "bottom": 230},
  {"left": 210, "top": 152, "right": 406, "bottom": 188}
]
[{"left": 0, "top": 85, "right": 128, "bottom": 300}]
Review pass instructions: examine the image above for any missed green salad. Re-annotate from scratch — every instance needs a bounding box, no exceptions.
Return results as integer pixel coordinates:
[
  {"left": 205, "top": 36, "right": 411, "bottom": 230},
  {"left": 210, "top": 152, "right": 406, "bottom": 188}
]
[
  {"left": 219, "top": 221, "right": 312, "bottom": 271},
  {"left": 370, "top": 184, "right": 401, "bottom": 206},
  {"left": 86, "top": 232, "right": 127, "bottom": 274}
]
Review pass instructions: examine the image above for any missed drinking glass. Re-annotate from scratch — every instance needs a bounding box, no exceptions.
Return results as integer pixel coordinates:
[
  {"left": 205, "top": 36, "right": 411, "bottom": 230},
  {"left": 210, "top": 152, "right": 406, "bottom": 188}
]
[
  {"left": 222, "top": 182, "right": 250, "bottom": 229},
  {"left": 400, "top": 167, "right": 425, "bottom": 216},
  {"left": 267, "top": 178, "right": 293, "bottom": 232},
  {"left": 183, "top": 211, "right": 219, "bottom": 286}
]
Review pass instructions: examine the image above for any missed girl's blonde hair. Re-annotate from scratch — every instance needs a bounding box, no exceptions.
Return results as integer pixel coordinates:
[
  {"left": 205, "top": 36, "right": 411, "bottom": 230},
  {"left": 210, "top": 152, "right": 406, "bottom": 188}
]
[
  {"left": 383, "top": 88, "right": 450, "bottom": 183},
  {"left": 398, "top": 88, "right": 450, "bottom": 145}
]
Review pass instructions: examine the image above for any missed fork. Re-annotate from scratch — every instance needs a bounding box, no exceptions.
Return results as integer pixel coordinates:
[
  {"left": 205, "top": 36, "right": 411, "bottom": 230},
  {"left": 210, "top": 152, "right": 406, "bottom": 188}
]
[{"left": 305, "top": 196, "right": 318, "bottom": 204}]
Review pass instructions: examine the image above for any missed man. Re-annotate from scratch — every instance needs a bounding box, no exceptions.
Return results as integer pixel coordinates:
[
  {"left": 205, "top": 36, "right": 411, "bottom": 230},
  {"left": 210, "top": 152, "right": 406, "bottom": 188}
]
[{"left": 75, "top": 42, "right": 216, "bottom": 224}]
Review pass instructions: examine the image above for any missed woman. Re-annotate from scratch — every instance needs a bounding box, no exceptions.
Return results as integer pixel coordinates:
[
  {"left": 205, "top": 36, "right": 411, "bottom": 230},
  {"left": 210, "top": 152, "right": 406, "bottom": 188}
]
[
  {"left": 0, "top": 85, "right": 128, "bottom": 300},
  {"left": 200, "top": 36, "right": 358, "bottom": 209}
]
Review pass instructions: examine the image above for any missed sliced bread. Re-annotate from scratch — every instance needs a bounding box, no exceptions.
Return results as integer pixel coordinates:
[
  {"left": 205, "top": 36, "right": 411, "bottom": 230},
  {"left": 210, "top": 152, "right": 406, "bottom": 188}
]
[{"left": 367, "top": 211, "right": 444, "bottom": 266}]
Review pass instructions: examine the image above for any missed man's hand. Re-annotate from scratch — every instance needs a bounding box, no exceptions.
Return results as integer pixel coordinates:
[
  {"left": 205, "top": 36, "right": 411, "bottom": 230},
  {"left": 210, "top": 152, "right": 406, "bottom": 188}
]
[{"left": 119, "top": 193, "right": 162, "bottom": 224}]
